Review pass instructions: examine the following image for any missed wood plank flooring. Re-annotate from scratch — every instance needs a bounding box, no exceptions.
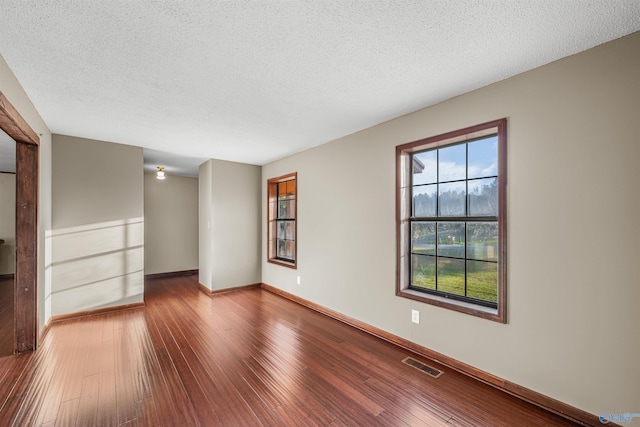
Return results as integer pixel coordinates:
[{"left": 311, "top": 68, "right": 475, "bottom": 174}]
[
  {"left": 0, "top": 275, "right": 579, "bottom": 426},
  {"left": 0, "top": 276, "right": 14, "bottom": 357}
]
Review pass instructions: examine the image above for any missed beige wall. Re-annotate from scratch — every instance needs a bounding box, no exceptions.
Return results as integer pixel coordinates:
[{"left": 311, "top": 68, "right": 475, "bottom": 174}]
[
  {"left": 0, "top": 53, "right": 52, "bottom": 331},
  {"left": 0, "top": 173, "right": 15, "bottom": 275},
  {"left": 51, "top": 135, "right": 144, "bottom": 315},
  {"left": 198, "top": 160, "right": 214, "bottom": 289},
  {"left": 262, "top": 32, "right": 640, "bottom": 416},
  {"left": 199, "top": 159, "right": 261, "bottom": 291},
  {"left": 144, "top": 172, "right": 198, "bottom": 275}
]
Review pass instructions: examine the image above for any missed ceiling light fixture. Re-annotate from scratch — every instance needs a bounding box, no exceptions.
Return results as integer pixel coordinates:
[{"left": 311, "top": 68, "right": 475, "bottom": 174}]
[{"left": 156, "top": 166, "right": 166, "bottom": 180}]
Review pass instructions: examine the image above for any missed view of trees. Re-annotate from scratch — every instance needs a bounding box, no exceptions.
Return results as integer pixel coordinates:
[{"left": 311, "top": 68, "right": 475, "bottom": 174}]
[
  {"left": 413, "top": 178, "right": 497, "bottom": 218},
  {"left": 409, "top": 138, "right": 499, "bottom": 304}
]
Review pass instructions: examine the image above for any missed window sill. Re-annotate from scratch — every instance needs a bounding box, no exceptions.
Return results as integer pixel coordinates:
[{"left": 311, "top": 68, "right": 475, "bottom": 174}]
[
  {"left": 397, "top": 287, "right": 505, "bottom": 323},
  {"left": 268, "top": 258, "right": 297, "bottom": 269}
]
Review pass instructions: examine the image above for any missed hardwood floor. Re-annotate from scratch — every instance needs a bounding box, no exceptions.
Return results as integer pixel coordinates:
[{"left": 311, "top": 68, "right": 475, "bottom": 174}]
[
  {"left": 0, "top": 276, "right": 14, "bottom": 357},
  {"left": 0, "top": 275, "right": 578, "bottom": 426}
]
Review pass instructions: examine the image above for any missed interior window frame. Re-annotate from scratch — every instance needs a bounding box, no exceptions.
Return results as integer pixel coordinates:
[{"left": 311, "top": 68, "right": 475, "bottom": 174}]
[
  {"left": 267, "top": 172, "right": 298, "bottom": 269},
  {"left": 396, "top": 119, "right": 507, "bottom": 323}
]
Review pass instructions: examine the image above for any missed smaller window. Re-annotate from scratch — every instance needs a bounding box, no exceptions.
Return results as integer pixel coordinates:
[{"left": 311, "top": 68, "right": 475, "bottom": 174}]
[{"left": 267, "top": 172, "right": 297, "bottom": 269}]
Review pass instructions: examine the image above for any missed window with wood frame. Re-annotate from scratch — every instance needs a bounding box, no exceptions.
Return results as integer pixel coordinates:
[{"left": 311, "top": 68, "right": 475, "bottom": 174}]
[
  {"left": 267, "top": 172, "right": 297, "bottom": 268},
  {"left": 396, "top": 119, "right": 507, "bottom": 322}
]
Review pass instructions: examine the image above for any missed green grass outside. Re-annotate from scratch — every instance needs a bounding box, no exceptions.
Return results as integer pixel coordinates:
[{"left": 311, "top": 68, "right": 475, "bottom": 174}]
[{"left": 412, "top": 255, "right": 497, "bottom": 303}]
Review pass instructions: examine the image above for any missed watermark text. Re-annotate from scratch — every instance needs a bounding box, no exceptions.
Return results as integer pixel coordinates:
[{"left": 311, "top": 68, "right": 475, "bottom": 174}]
[{"left": 599, "top": 412, "right": 640, "bottom": 424}]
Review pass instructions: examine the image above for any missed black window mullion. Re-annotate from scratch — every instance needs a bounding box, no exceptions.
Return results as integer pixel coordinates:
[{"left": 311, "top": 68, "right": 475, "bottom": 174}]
[
  {"left": 410, "top": 161, "right": 420, "bottom": 287},
  {"left": 464, "top": 222, "right": 468, "bottom": 298},
  {"left": 435, "top": 148, "right": 439, "bottom": 291},
  {"left": 409, "top": 157, "right": 414, "bottom": 286},
  {"left": 464, "top": 143, "right": 468, "bottom": 298},
  {"left": 414, "top": 216, "right": 498, "bottom": 222},
  {"left": 434, "top": 219, "right": 438, "bottom": 292},
  {"left": 436, "top": 148, "right": 440, "bottom": 217}
]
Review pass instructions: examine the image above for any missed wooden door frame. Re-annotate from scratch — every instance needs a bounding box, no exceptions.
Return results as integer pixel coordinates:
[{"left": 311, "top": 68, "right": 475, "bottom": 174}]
[{"left": 0, "top": 91, "right": 39, "bottom": 353}]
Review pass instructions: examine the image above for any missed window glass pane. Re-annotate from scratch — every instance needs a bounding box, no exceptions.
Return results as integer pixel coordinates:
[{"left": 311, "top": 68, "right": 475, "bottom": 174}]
[
  {"left": 437, "top": 222, "right": 465, "bottom": 258},
  {"left": 438, "top": 181, "right": 466, "bottom": 216},
  {"left": 277, "top": 239, "right": 287, "bottom": 258},
  {"left": 286, "top": 221, "right": 295, "bottom": 240},
  {"left": 467, "top": 260, "right": 497, "bottom": 302},
  {"left": 277, "top": 220, "right": 295, "bottom": 241},
  {"left": 438, "top": 144, "right": 466, "bottom": 182},
  {"left": 437, "top": 258, "right": 465, "bottom": 296},
  {"left": 411, "top": 254, "right": 435, "bottom": 289},
  {"left": 278, "top": 200, "right": 288, "bottom": 218},
  {"left": 468, "top": 178, "right": 498, "bottom": 216},
  {"left": 467, "top": 222, "right": 498, "bottom": 261},
  {"left": 286, "top": 200, "right": 296, "bottom": 218},
  {"left": 413, "top": 184, "right": 437, "bottom": 217},
  {"left": 412, "top": 151, "right": 437, "bottom": 185},
  {"left": 411, "top": 222, "right": 435, "bottom": 255},
  {"left": 468, "top": 136, "right": 498, "bottom": 179},
  {"left": 278, "top": 182, "right": 288, "bottom": 199},
  {"left": 286, "top": 180, "right": 295, "bottom": 196},
  {"left": 285, "top": 240, "right": 295, "bottom": 260}
]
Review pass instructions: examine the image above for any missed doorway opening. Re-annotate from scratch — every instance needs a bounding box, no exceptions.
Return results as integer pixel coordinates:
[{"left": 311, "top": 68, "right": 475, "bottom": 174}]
[
  {"left": 0, "top": 130, "right": 16, "bottom": 356},
  {"left": 0, "top": 92, "right": 39, "bottom": 353}
]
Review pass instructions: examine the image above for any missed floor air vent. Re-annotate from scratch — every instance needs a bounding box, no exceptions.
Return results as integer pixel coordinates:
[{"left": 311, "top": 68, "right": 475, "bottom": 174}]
[{"left": 402, "top": 357, "right": 443, "bottom": 378}]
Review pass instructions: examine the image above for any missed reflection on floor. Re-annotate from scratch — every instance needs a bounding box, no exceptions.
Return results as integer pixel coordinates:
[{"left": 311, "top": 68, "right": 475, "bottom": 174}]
[
  {"left": 0, "top": 276, "right": 13, "bottom": 357},
  {"left": 0, "top": 275, "right": 579, "bottom": 426}
]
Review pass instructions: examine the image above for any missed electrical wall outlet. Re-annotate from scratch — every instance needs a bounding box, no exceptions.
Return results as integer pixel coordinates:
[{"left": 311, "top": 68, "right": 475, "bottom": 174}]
[
  {"left": 411, "top": 309, "right": 420, "bottom": 324},
  {"left": 296, "top": 276, "right": 301, "bottom": 285}
]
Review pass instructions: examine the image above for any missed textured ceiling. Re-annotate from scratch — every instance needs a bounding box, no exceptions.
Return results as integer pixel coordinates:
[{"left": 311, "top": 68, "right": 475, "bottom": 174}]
[{"left": 0, "top": 1, "right": 639, "bottom": 176}]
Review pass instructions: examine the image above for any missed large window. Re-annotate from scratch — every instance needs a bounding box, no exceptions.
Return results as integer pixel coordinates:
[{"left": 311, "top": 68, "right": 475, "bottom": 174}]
[
  {"left": 267, "top": 172, "right": 297, "bottom": 269},
  {"left": 396, "top": 119, "right": 507, "bottom": 322}
]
